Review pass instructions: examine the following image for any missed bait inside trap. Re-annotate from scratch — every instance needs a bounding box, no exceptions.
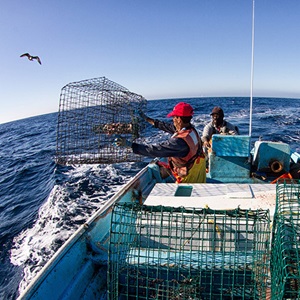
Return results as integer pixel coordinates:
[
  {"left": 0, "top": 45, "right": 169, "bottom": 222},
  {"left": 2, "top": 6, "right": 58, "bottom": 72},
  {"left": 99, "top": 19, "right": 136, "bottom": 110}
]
[
  {"left": 55, "top": 77, "right": 147, "bottom": 165},
  {"left": 108, "top": 203, "right": 271, "bottom": 299}
]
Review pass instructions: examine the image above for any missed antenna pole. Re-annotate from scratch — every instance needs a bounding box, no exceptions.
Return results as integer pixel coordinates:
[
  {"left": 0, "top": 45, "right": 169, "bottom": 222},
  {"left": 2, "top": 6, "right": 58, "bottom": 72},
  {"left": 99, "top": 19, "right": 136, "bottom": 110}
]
[{"left": 249, "top": 0, "right": 255, "bottom": 137}]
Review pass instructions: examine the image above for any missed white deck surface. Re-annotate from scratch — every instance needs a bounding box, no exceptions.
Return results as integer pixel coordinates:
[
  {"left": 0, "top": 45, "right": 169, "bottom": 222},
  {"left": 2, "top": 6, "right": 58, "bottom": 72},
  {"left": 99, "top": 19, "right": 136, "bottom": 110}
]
[{"left": 145, "top": 183, "right": 276, "bottom": 216}]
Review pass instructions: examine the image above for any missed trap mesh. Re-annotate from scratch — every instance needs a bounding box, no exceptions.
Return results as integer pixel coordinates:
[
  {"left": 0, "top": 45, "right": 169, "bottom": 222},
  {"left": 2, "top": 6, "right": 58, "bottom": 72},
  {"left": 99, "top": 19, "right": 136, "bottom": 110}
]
[
  {"left": 271, "top": 180, "right": 300, "bottom": 299},
  {"left": 108, "top": 203, "right": 270, "bottom": 299},
  {"left": 55, "top": 77, "right": 147, "bottom": 165}
]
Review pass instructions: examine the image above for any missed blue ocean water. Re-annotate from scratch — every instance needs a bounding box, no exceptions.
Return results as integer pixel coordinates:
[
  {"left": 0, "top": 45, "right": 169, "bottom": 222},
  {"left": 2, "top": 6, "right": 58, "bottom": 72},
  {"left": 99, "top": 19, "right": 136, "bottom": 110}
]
[{"left": 0, "top": 97, "right": 299, "bottom": 299}]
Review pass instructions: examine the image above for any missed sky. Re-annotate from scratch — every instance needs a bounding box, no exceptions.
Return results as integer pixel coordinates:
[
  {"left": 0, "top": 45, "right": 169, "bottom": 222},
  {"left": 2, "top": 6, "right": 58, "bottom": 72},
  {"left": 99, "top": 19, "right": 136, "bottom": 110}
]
[{"left": 1, "top": 0, "right": 300, "bottom": 124}]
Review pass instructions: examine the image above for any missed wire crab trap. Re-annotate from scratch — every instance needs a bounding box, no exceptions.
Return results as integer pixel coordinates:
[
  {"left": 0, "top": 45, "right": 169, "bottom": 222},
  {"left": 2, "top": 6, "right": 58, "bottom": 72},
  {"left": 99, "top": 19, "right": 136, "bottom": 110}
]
[
  {"left": 271, "top": 180, "right": 300, "bottom": 299},
  {"left": 55, "top": 77, "right": 147, "bottom": 165},
  {"left": 108, "top": 203, "right": 270, "bottom": 300}
]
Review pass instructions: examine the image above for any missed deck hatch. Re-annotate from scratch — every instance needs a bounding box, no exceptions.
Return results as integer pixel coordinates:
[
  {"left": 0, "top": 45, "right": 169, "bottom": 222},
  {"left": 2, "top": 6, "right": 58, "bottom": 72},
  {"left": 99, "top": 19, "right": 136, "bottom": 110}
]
[{"left": 174, "top": 185, "right": 193, "bottom": 197}]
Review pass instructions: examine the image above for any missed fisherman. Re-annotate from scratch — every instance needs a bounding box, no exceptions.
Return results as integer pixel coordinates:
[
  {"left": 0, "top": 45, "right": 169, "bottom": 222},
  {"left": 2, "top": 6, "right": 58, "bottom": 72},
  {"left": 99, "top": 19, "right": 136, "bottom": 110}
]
[
  {"left": 114, "top": 102, "right": 206, "bottom": 183},
  {"left": 201, "top": 106, "right": 239, "bottom": 150}
]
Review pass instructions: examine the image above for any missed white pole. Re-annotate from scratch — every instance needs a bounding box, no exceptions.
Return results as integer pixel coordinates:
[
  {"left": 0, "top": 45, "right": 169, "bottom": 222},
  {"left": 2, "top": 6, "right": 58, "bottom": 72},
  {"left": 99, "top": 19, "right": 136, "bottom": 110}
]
[{"left": 249, "top": 0, "right": 255, "bottom": 137}]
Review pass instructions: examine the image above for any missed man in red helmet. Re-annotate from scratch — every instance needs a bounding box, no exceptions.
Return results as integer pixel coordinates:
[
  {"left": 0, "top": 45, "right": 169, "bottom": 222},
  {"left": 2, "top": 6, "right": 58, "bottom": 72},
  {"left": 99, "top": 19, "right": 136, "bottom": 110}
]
[
  {"left": 201, "top": 106, "right": 239, "bottom": 150},
  {"left": 114, "top": 102, "right": 206, "bottom": 183}
]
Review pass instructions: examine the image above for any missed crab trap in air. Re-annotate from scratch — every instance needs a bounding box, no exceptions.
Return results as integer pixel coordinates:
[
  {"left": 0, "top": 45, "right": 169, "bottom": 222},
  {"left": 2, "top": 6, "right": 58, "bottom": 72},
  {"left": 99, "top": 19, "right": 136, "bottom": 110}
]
[
  {"left": 271, "top": 180, "right": 300, "bottom": 299},
  {"left": 108, "top": 203, "right": 271, "bottom": 300},
  {"left": 55, "top": 77, "right": 147, "bottom": 165}
]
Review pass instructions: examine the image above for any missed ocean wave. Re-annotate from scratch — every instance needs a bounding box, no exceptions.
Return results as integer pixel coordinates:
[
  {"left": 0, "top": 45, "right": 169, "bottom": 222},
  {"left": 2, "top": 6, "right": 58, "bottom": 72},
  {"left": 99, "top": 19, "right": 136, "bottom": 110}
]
[{"left": 10, "top": 163, "right": 134, "bottom": 294}]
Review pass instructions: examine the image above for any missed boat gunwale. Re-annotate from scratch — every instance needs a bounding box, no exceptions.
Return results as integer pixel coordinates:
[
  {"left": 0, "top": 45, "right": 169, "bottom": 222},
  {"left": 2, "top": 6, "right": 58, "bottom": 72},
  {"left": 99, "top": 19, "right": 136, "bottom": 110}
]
[{"left": 17, "top": 163, "right": 150, "bottom": 300}]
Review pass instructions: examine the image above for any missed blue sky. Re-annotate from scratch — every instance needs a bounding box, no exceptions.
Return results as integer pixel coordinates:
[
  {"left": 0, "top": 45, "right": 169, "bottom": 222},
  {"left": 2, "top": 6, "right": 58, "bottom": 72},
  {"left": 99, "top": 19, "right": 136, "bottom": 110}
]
[{"left": 1, "top": 0, "right": 300, "bottom": 124}]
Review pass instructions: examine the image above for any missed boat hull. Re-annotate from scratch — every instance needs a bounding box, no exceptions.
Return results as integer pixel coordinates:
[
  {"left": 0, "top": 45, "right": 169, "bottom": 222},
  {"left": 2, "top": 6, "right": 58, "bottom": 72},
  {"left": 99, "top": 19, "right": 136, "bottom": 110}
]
[{"left": 18, "top": 136, "right": 300, "bottom": 299}]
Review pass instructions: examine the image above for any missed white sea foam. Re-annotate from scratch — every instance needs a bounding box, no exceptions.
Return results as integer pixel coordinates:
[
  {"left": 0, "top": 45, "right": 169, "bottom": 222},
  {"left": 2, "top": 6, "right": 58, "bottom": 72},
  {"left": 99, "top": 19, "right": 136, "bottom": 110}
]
[{"left": 10, "top": 163, "right": 132, "bottom": 293}]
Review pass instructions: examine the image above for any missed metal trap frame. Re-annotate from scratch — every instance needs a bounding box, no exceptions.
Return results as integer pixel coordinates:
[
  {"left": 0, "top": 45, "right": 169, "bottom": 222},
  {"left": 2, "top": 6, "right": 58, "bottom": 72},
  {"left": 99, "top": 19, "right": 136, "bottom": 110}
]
[
  {"left": 271, "top": 180, "right": 300, "bottom": 299},
  {"left": 55, "top": 77, "right": 147, "bottom": 165},
  {"left": 108, "top": 203, "right": 270, "bottom": 299}
]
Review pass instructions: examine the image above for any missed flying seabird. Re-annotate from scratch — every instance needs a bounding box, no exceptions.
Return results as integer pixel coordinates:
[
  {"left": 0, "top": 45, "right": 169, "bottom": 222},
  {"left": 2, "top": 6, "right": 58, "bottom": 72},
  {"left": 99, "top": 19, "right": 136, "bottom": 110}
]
[{"left": 20, "top": 53, "right": 42, "bottom": 65}]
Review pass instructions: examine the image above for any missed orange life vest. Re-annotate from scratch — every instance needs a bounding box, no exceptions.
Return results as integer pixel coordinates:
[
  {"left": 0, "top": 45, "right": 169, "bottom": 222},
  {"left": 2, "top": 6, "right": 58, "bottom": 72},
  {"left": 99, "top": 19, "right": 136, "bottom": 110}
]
[{"left": 168, "top": 128, "right": 202, "bottom": 177}]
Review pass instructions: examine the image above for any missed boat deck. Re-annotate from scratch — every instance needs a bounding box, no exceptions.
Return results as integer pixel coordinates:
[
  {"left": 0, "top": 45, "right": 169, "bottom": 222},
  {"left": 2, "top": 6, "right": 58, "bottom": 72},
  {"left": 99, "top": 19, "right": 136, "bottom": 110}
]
[{"left": 145, "top": 183, "right": 276, "bottom": 216}]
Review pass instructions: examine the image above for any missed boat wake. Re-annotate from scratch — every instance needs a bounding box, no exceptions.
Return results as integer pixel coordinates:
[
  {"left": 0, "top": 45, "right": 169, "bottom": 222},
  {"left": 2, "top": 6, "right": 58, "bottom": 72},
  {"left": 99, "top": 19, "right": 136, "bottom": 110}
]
[{"left": 10, "top": 163, "right": 136, "bottom": 294}]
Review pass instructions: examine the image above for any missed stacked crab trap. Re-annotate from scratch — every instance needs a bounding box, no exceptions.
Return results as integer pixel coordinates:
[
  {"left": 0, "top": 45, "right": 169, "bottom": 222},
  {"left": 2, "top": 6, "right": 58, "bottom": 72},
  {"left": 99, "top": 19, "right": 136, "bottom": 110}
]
[
  {"left": 56, "top": 77, "right": 147, "bottom": 165},
  {"left": 271, "top": 180, "right": 300, "bottom": 299},
  {"left": 108, "top": 203, "right": 271, "bottom": 299}
]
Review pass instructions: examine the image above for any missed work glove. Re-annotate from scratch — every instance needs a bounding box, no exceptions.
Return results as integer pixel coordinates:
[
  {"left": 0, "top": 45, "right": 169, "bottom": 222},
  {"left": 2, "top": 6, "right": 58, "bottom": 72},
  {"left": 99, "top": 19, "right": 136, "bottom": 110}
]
[{"left": 113, "top": 137, "right": 132, "bottom": 148}]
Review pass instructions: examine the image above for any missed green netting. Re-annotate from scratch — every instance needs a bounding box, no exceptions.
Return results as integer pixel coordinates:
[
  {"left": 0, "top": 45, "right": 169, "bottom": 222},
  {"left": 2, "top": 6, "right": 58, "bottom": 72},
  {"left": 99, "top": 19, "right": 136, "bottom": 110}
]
[
  {"left": 56, "top": 77, "right": 147, "bottom": 165},
  {"left": 108, "top": 203, "right": 270, "bottom": 299},
  {"left": 271, "top": 180, "right": 300, "bottom": 299}
]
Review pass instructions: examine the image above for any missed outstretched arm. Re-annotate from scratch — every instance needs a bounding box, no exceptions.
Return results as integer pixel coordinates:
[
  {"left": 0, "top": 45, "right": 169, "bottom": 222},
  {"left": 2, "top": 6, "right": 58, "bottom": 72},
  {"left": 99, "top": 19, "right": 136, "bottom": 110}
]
[
  {"left": 132, "top": 137, "right": 189, "bottom": 158},
  {"left": 139, "top": 110, "right": 176, "bottom": 134},
  {"left": 139, "top": 110, "right": 155, "bottom": 126}
]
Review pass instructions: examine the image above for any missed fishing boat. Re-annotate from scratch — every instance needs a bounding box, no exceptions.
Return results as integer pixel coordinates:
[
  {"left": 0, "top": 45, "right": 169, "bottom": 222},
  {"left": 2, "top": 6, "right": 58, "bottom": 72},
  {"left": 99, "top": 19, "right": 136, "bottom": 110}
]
[
  {"left": 17, "top": 134, "right": 300, "bottom": 299},
  {"left": 17, "top": 1, "right": 300, "bottom": 299},
  {"left": 17, "top": 77, "right": 300, "bottom": 299}
]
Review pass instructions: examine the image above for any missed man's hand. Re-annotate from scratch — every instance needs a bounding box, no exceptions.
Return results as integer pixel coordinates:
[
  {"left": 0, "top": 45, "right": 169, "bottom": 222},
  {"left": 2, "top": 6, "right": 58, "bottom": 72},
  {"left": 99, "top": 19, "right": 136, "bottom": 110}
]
[
  {"left": 203, "top": 141, "right": 211, "bottom": 148},
  {"left": 139, "top": 110, "right": 154, "bottom": 125},
  {"left": 113, "top": 137, "right": 132, "bottom": 148},
  {"left": 139, "top": 110, "right": 148, "bottom": 120}
]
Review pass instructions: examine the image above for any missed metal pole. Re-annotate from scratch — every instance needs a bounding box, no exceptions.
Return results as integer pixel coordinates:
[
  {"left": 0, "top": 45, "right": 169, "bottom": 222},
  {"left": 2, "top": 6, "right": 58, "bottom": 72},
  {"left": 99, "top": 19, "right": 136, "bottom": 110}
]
[{"left": 249, "top": 0, "right": 255, "bottom": 137}]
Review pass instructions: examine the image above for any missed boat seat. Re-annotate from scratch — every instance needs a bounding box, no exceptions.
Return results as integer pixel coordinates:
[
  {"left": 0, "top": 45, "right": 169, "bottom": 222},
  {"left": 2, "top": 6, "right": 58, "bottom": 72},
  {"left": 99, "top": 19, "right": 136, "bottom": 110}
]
[{"left": 208, "top": 135, "right": 251, "bottom": 182}]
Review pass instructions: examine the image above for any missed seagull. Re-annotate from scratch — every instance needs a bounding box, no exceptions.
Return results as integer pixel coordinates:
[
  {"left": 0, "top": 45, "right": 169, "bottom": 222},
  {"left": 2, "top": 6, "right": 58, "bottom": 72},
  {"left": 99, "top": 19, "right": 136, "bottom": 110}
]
[{"left": 20, "top": 53, "right": 42, "bottom": 65}]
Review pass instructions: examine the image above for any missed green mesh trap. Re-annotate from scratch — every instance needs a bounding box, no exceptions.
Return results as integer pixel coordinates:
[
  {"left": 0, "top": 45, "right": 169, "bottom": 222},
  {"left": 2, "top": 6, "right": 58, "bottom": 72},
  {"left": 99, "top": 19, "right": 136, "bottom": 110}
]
[
  {"left": 108, "top": 203, "right": 270, "bottom": 299},
  {"left": 55, "top": 77, "right": 147, "bottom": 165},
  {"left": 271, "top": 180, "right": 300, "bottom": 299}
]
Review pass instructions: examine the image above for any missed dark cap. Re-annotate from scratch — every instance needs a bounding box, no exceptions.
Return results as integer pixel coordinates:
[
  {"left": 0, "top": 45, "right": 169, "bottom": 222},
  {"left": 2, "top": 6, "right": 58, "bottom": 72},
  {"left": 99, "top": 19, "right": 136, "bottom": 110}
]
[{"left": 210, "top": 106, "right": 224, "bottom": 118}]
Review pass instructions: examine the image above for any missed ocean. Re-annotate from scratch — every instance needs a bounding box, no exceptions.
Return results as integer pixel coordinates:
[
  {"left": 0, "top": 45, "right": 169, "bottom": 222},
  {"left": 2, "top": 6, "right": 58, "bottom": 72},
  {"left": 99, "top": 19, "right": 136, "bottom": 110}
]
[{"left": 0, "top": 97, "right": 299, "bottom": 299}]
